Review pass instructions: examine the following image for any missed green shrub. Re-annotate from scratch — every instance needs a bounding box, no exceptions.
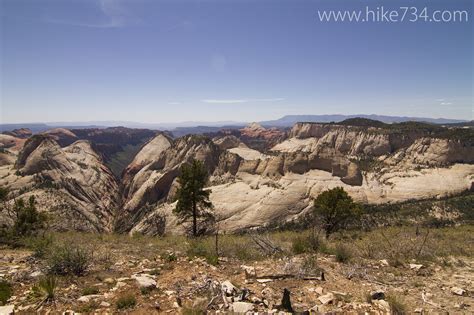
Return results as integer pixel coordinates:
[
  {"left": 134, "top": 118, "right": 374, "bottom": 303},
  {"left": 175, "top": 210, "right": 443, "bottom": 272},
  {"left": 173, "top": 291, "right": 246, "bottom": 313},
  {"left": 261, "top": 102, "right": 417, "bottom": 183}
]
[
  {"left": 140, "top": 286, "right": 154, "bottom": 295},
  {"left": 291, "top": 236, "right": 310, "bottom": 254},
  {"left": 387, "top": 294, "right": 407, "bottom": 315},
  {"left": 76, "top": 301, "right": 99, "bottom": 313},
  {"left": 0, "top": 280, "right": 12, "bottom": 305},
  {"left": 187, "top": 239, "right": 218, "bottom": 265},
  {"left": 219, "top": 235, "right": 262, "bottom": 261},
  {"left": 164, "top": 252, "right": 177, "bottom": 262},
  {"left": 82, "top": 286, "right": 99, "bottom": 295},
  {"left": 334, "top": 244, "right": 352, "bottom": 263},
  {"left": 365, "top": 292, "right": 373, "bottom": 304},
  {"left": 182, "top": 307, "right": 206, "bottom": 315},
  {"left": 116, "top": 294, "right": 136, "bottom": 310},
  {"left": 0, "top": 193, "right": 47, "bottom": 246},
  {"left": 47, "top": 244, "right": 92, "bottom": 276},
  {"left": 291, "top": 232, "right": 322, "bottom": 254},
  {"left": 148, "top": 268, "right": 161, "bottom": 276},
  {"left": 187, "top": 235, "right": 263, "bottom": 262},
  {"left": 24, "top": 234, "right": 53, "bottom": 258},
  {"left": 12, "top": 196, "right": 47, "bottom": 237},
  {"left": 205, "top": 254, "right": 219, "bottom": 266},
  {"left": 0, "top": 187, "right": 8, "bottom": 202},
  {"left": 38, "top": 275, "right": 57, "bottom": 302}
]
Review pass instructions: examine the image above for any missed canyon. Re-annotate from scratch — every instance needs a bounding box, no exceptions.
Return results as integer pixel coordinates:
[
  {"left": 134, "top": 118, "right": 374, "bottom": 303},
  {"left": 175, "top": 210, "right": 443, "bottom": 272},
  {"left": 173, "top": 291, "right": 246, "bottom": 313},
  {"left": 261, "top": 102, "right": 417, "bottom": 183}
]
[{"left": 0, "top": 119, "right": 472, "bottom": 234}]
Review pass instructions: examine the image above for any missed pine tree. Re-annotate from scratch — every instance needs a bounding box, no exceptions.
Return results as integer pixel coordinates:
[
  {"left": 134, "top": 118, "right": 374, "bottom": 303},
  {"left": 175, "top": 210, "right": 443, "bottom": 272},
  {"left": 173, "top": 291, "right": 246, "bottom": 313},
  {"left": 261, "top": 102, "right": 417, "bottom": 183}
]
[
  {"left": 174, "top": 159, "right": 213, "bottom": 236},
  {"left": 313, "top": 187, "right": 361, "bottom": 238}
]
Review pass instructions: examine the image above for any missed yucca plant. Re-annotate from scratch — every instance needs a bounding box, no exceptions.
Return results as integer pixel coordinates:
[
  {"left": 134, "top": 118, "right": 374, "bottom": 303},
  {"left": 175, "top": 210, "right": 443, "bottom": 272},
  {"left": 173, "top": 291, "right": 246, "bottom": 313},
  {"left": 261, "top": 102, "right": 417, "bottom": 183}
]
[{"left": 38, "top": 275, "right": 57, "bottom": 302}]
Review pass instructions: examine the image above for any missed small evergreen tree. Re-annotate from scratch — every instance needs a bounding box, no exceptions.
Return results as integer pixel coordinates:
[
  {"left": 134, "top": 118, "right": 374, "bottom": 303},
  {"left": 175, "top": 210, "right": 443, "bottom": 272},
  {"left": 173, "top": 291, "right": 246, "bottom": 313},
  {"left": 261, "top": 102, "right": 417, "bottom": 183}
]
[
  {"left": 174, "top": 159, "right": 214, "bottom": 237},
  {"left": 313, "top": 187, "right": 361, "bottom": 238},
  {"left": 0, "top": 188, "right": 48, "bottom": 245},
  {"left": 0, "top": 187, "right": 8, "bottom": 202},
  {"left": 12, "top": 195, "right": 47, "bottom": 237}
]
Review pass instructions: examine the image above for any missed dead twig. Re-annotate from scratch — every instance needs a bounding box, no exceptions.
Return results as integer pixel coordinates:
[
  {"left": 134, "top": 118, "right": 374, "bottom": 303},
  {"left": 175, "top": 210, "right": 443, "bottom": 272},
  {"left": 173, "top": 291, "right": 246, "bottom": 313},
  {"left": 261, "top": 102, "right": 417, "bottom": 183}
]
[
  {"left": 252, "top": 234, "right": 283, "bottom": 255},
  {"left": 416, "top": 229, "right": 430, "bottom": 258}
]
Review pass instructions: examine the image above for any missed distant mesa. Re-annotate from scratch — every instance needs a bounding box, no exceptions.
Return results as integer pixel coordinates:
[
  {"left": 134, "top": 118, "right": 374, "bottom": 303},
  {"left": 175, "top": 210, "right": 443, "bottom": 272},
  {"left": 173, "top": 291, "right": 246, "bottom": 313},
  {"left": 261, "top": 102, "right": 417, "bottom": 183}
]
[
  {"left": 41, "top": 128, "right": 78, "bottom": 146},
  {"left": 2, "top": 128, "right": 32, "bottom": 139}
]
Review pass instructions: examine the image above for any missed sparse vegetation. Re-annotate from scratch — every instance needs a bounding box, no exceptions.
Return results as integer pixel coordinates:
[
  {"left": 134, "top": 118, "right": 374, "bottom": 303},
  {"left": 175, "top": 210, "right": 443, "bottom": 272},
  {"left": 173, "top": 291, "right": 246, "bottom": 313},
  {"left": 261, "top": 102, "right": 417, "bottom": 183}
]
[
  {"left": 164, "top": 251, "right": 177, "bottom": 262},
  {"left": 187, "top": 238, "right": 218, "bottom": 265},
  {"left": 182, "top": 305, "right": 206, "bottom": 315},
  {"left": 291, "top": 230, "right": 324, "bottom": 254},
  {"left": 76, "top": 301, "right": 99, "bottom": 313},
  {"left": 0, "top": 192, "right": 48, "bottom": 246},
  {"left": 0, "top": 225, "right": 470, "bottom": 313},
  {"left": 334, "top": 244, "right": 352, "bottom": 263},
  {"left": 140, "top": 286, "right": 155, "bottom": 295},
  {"left": 47, "top": 243, "right": 92, "bottom": 276},
  {"left": 116, "top": 294, "right": 136, "bottom": 310},
  {"left": 37, "top": 275, "right": 58, "bottom": 302},
  {"left": 187, "top": 235, "right": 264, "bottom": 262},
  {"left": 0, "top": 187, "right": 8, "bottom": 202},
  {"left": 386, "top": 294, "right": 407, "bottom": 315},
  {"left": 11, "top": 196, "right": 48, "bottom": 237},
  {"left": 0, "top": 280, "right": 12, "bottom": 305},
  {"left": 82, "top": 286, "right": 99, "bottom": 295},
  {"left": 24, "top": 234, "right": 54, "bottom": 258}
]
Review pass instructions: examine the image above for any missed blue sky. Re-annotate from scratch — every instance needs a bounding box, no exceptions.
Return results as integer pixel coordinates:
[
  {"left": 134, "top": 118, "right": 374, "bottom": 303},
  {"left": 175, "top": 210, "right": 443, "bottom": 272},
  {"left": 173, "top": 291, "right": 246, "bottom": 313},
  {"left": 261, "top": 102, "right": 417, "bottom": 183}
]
[{"left": 1, "top": 0, "right": 472, "bottom": 123}]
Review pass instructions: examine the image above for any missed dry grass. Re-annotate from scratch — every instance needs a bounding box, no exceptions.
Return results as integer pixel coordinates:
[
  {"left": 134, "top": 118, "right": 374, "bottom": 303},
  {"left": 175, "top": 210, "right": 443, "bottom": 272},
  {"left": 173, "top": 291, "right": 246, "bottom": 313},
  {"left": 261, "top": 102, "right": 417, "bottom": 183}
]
[
  {"left": 22, "top": 225, "right": 473, "bottom": 276},
  {"left": 351, "top": 225, "right": 474, "bottom": 264}
]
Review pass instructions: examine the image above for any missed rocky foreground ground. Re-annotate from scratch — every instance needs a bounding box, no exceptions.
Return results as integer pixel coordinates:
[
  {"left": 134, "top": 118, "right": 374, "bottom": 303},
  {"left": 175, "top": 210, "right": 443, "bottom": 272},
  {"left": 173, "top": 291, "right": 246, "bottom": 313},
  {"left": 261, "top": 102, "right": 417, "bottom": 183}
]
[{"left": 0, "top": 228, "right": 472, "bottom": 314}]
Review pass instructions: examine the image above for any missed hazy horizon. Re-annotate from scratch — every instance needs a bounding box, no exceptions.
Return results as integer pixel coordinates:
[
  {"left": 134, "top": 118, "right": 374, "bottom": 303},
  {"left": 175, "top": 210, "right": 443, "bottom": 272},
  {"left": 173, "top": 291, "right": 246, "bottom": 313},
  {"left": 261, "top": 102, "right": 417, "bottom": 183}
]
[
  {"left": 1, "top": 0, "right": 473, "bottom": 123},
  {"left": 0, "top": 113, "right": 469, "bottom": 128}
]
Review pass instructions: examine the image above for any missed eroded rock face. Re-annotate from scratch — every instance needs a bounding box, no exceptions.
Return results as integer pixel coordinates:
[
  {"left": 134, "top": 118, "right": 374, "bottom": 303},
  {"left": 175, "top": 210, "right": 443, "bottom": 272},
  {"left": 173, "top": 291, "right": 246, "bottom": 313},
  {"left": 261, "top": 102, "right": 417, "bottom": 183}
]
[
  {"left": 213, "top": 135, "right": 241, "bottom": 150},
  {"left": 0, "top": 136, "right": 119, "bottom": 232},
  {"left": 41, "top": 128, "right": 78, "bottom": 146},
  {"left": 240, "top": 123, "right": 285, "bottom": 141},
  {"left": 122, "top": 134, "right": 172, "bottom": 192},
  {"left": 285, "top": 123, "right": 393, "bottom": 156},
  {"left": 0, "top": 134, "right": 27, "bottom": 166},
  {"left": 117, "top": 135, "right": 221, "bottom": 232},
  {"left": 2, "top": 128, "right": 32, "bottom": 139},
  {"left": 394, "top": 138, "right": 474, "bottom": 166}
]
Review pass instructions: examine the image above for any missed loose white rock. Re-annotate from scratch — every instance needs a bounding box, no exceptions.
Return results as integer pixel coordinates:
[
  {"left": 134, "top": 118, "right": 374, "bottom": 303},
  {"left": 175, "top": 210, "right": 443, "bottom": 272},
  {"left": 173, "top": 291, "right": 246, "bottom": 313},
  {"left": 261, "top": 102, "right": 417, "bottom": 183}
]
[
  {"left": 256, "top": 279, "right": 273, "bottom": 283},
  {"left": 29, "top": 271, "right": 43, "bottom": 278},
  {"left": 409, "top": 264, "right": 423, "bottom": 271},
  {"left": 451, "top": 287, "right": 466, "bottom": 296},
  {"left": 230, "top": 301, "right": 254, "bottom": 313},
  {"left": 318, "top": 293, "right": 335, "bottom": 305},
  {"left": 221, "top": 280, "right": 238, "bottom": 296},
  {"left": 132, "top": 274, "right": 157, "bottom": 289},
  {"left": 0, "top": 305, "right": 14, "bottom": 315}
]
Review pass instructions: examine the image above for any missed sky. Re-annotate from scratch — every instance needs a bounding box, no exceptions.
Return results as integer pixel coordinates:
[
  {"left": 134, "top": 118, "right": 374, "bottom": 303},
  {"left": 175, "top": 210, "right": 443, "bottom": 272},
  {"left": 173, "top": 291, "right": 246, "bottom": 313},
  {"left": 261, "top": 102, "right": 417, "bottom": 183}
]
[{"left": 1, "top": 0, "right": 473, "bottom": 124}]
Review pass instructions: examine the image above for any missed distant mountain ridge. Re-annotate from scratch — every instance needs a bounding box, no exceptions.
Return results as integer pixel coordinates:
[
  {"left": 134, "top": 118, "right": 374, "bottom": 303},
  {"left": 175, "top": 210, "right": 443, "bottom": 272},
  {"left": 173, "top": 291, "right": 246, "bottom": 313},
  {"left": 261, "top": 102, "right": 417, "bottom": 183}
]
[
  {"left": 260, "top": 115, "right": 468, "bottom": 127},
  {"left": 0, "top": 120, "right": 246, "bottom": 132},
  {"left": 1, "top": 115, "right": 469, "bottom": 134}
]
